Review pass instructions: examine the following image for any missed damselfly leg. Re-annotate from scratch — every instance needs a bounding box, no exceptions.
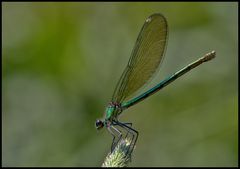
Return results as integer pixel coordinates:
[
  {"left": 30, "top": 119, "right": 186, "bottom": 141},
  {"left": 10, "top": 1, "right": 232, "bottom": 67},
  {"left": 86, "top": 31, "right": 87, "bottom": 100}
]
[
  {"left": 108, "top": 125, "right": 122, "bottom": 152},
  {"left": 113, "top": 120, "right": 139, "bottom": 157}
]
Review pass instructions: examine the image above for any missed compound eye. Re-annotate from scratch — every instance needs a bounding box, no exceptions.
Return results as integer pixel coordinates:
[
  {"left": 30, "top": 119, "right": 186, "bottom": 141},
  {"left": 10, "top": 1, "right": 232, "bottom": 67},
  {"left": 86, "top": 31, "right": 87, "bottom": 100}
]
[{"left": 95, "top": 120, "right": 104, "bottom": 129}]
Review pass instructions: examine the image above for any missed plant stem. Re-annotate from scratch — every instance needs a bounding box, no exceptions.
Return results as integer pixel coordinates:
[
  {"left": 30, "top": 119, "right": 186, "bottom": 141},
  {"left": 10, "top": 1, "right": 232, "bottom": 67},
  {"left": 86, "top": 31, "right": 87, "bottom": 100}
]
[{"left": 102, "top": 139, "right": 132, "bottom": 167}]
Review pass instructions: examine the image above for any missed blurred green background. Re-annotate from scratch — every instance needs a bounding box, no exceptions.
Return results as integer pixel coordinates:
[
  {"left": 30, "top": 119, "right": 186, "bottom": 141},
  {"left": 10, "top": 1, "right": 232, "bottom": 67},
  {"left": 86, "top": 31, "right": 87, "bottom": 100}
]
[{"left": 2, "top": 2, "right": 238, "bottom": 167}]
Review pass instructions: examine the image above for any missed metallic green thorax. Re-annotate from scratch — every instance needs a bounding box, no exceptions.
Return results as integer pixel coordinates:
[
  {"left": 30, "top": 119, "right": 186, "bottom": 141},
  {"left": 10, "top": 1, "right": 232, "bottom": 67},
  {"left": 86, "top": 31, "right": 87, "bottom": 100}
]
[
  {"left": 105, "top": 104, "right": 122, "bottom": 121},
  {"left": 105, "top": 106, "right": 115, "bottom": 119}
]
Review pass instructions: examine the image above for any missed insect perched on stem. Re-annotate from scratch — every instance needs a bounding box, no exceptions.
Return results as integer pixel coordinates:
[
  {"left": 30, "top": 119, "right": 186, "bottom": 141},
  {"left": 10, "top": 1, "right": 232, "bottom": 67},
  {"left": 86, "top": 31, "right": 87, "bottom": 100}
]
[{"left": 95, "top": 13, "right": 216, "bottom": 156}]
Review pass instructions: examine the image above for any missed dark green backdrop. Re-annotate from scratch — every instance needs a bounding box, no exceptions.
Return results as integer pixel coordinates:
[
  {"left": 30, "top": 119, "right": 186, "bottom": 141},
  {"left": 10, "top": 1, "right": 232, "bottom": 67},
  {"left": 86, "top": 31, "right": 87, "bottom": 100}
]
[{"left": 2, "top": 2, "right": 238, "bottom": 167}]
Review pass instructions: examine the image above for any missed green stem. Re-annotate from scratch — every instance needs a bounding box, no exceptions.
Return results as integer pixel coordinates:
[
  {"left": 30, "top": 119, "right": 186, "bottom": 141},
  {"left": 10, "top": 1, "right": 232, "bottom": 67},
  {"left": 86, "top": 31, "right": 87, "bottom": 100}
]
[{"left": 102, "top": 139, "right": 132, "bottom": 167}]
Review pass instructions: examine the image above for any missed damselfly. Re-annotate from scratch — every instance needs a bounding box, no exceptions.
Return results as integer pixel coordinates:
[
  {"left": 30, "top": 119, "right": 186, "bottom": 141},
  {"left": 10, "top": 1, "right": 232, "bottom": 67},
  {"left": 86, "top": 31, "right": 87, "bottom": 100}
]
[{"left": 95, "top": 13, "right": 215, "bottom": 156}]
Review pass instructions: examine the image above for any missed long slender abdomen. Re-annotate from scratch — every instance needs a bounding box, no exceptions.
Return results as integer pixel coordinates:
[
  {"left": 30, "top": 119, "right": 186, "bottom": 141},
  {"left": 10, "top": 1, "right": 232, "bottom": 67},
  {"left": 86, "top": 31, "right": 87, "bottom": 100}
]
[{"left": 122, "top": 51, "right": 216, "bottom": 109}]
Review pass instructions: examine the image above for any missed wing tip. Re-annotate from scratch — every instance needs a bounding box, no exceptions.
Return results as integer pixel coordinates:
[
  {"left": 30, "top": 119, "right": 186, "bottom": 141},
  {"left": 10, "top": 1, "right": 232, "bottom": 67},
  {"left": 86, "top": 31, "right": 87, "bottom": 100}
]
[
  {"left": 147, "top": 13, "right": 167, "bottom": 21},
  {"left": 145, "top": 13, "right": 168, "bottom": 30}
]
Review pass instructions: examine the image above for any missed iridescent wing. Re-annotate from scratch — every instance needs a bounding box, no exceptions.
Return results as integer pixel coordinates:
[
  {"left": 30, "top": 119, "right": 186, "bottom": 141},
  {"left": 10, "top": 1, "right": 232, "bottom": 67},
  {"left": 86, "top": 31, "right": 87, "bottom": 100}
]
[{"left": 111, "top": 13, "right": 168, "bottom": 103}]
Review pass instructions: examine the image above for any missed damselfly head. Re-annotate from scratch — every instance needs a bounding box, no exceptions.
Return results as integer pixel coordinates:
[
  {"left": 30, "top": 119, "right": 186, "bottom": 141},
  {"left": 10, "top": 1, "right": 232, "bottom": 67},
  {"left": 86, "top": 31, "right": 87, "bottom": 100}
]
[{"left": 95, "top": 119, "right": 104, "bottom": 130}]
